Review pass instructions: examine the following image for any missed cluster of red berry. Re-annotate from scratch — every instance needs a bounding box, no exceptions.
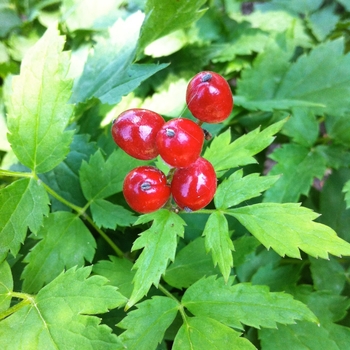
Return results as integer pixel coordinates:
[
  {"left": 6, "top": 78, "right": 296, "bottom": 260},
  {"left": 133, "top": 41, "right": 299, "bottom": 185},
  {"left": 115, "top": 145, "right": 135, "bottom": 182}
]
[{"left": 111, "top": 71, "right": 233, "bottom": 213}]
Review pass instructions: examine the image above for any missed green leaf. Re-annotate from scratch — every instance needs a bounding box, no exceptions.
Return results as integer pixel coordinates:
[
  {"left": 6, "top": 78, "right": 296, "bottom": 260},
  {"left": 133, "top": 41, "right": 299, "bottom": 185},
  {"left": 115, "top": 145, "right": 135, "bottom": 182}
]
[
  {"left": 236, "top": 38, "right": 350, "bottom": 114},
  {"left": 70, "top": 12, "right": 168, "bottom": 104},
  {"left": 21, "top": 211, "right": 96, "bottom": 293},
  {"left": 282, "top": 107, "right": 319, "bottom": 147},
  {"left": 228, "top": 203, "right": 350, "bottom": 259},
  {"left": 173, "top": 316, "right": 256, "bottom": 350},
  {"left": 0, "top": 260, "right": 12, "bottom": 313},
  {"left": 215, "top": 170, "right": 280, "bottom": 209},
  {"left": 0, "top": 2, "right": 21, "bottom": 37},
  {"left": 164, "top": 236, "right": 221, "bottom": 289},
  {"left": 202, "top": 211, "right": 234, "bottom": 282},
  {"left": 325, "top": 112, "right": 350, "bottom": 147},
  {"left": 6, "top": 25, "right": 74, "bottom": 174},
  {"left": 126, "top": 210, "right": 185, "bottom": 308},
  {"left": 182, "top": 276, "right": 318, "bottom": 330},
  {"left": 308, "top": 5, "right": 338, "bottom": 42},
  {"left": 137, "top": 0, "right": 207, "bottom": 54},
  {"left": 204, "top": 119, "right": 286, "bottom": 175},
  {"left": 263, "top": 144, "right": 327, "bottom": 203},
  {"left": 118, "top": 296, "right": 178, "bottom": 350},
  {"left": 0, "top": 178, "right": 50, "bottom": 257},
  {"left": 79, "top": 148, "right": 143, "bottom": 201},
  {"left": 231, "top": 235, "right": 261, "bottom": 267},
  {"left": 342, "top": 179, "right": 350, "bottom": 209},
  {"left": 0, "top": 267, "right": 126, "bottom": 349},
  {"left": 91, "top": 199, "right": 136, "bottom": 229},
  {"left": 93, "top": 256, "right": 135, "bottom": 298}
]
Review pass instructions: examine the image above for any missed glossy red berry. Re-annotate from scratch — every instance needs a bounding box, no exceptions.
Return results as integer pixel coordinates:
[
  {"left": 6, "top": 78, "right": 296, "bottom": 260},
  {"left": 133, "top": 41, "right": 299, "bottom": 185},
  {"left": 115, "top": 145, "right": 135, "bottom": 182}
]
[
  {"left": 112, "top": 108, "right": 165, "bottom": 160},
  {"left": 186, "top": 71, "right": 233, "bottom": 124},
  {"left": 156, "top": 118, "right": 204, "bottom": 168},
  {"left": 123, "top": 166, "right": 171, "bottom": 213},
  {"left": 171, "top": 157, "right": 217, "bottom": 211}
]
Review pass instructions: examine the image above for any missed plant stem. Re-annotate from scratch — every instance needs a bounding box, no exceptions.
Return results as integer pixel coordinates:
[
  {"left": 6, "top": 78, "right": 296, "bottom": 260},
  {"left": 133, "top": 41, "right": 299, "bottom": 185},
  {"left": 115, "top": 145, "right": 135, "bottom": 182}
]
[
  {"left": 0, "top": 292, "right": 35, "bottom": 321},
  {"left": 0, "top": 169, "right": 33, "bottom": 179}
]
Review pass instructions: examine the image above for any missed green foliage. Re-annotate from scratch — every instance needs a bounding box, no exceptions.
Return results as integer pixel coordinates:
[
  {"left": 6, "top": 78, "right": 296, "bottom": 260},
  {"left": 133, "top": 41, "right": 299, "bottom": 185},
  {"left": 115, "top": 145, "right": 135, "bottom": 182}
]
[{"left": 1, "top": 1, "right": 350, "bottom": 349}]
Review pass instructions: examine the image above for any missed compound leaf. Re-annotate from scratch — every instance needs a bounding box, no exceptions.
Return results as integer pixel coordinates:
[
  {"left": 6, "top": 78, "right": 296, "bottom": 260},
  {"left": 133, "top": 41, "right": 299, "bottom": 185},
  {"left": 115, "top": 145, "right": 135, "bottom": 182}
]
[
  {"left": 0, "top": 267, "right": 126, "bottom": 349},
  {"left": 21, "top": 211, "right": 96, "bottom": 293},
  {"left": 215, "top": 169, "right": 279, "bottom": 209},
  {"left": 0, "top": 178, "right": 49, "bottom": 258},
  {"left": 138, "top": 0, "right": 207, "bottom": 54},
  {"left": 6, "top": 25, "right": 74, "bottom": 174},
  {"left": 71, "top": 12, "right": 167, "bottom": 104},
  {"left": 79, "top": 148, "right": 143, "bottom": 202},
  {"left": 118, "top": 296, "right": 178, "bottom": 350},
  {"left": 202, "top": 211, "right": 234, "bottom": 282},
  {"left": 263, "top": 143, "right": 327, "bottom": 203},
  {"left": 228, "top": 203, "right": 350, "bottom": 259},
  {"left": 126, "top": 210, "right": 185, "bottom": 309},
  {"left": 173, "top": 316, "right": 256, "bottom": 350},
  {"left": 204, "top": 119, "right": 286, "bottom": 175},
  {"left": 182, "top": 276, "right": 318, "bottom": 330}
]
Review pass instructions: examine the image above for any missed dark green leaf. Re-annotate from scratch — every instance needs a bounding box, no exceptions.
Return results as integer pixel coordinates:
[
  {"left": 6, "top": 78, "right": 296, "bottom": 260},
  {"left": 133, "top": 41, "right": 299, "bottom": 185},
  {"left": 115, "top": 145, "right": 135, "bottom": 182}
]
[{"left": 325, "top": 112, "right": 350, "bottom": 147}]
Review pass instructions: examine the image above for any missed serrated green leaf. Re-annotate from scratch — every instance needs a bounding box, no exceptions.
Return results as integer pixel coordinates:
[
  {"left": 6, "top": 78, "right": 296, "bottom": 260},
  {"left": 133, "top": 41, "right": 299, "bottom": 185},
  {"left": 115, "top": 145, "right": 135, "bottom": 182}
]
[
  {"left": 91, "top": 199, "right": 136, "bottom": 229},
  {"left": 182, "top": 276, "right": 317, "bottom": 330},
  {"left": 282, "top": 107, "right": 319, "bottom": 147},
  {"left": 6, "top": 25, "right": 74, "bottom": 174},
  {"left": 202, "top": 211, "right": 233, "bottom": 282},
  {"left": 204, "top": 119, "right": 286, "bottom": 175},
  {"left": 0, "top": 260, "right": 12, "bottom": 313},
  {"left": 0, "top": 266, "right": 126, "bottom": 349},
  {"left": 164, "top": 236, "right": 221, "bottom": 289},
  {"left": 21, "top": 211, "right": 96, "bottom": 293},
  {"left": 173, "top": 316, "right": 256, "bottom": 350},
  {"left": 231, "top": 235, "right": 261, "bottom": 267},
  {"left": 342, "top": 179, "right": 350, "bottom": 209},
  {"left": 236, "top": 38, "right": 350, "bottom": 114},
  {"left": 215, "top": 170, "right": 280, "bottom": 209},
  {"left": 308, "top": 5, "right": 338, "bottom": 42},
  {"left": 137, "top": 0, "right": 207, "bottom": 54},
  {"left": 263, "top": 144, "right": 327, "bottom": 203},
  {"left": 93, "top": 256, "right": 135, "bottom": 298},
  {"left": 70, "top": 12, "right": 168, "bottom": 104},
  {"left": 126, "top": 210, "right": 185, "bottom": 308},
  {"left": 325, "top": 112, "right": 350, "bottom": 147},
  {"left": 118, "top": 296, "right": 178, "bottom": 350},
  {"left": 316, "top": 144, "right": 350, "bottom": 170},
  {"left": 79, "top": 148, "right": 143, "bottom": 201},
  {"left": 228, "top": 203, "right": 350, "bottom": 259},
  {"left": 0, "top": 178, "right": 49, "bottom": 257}
]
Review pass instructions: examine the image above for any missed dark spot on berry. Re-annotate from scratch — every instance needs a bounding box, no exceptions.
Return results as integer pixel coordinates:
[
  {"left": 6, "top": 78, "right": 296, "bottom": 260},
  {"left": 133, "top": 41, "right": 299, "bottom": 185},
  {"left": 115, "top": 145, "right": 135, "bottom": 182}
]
[
  {"left": 140, "top": 182, "right": 152, "bottom": 191},
  {"left": 201, "top": 73, "right": 212, "bottom": 83},
  {"left": 166, "top": 128, "right": 176, "bottom": 138}
]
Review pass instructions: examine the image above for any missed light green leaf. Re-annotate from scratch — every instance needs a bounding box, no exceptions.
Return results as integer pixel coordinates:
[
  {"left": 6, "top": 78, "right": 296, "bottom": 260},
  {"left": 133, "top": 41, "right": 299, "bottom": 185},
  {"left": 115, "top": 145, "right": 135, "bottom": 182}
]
[
  {"left": 0, "top": 267, "right": 126, "bottom": 349},
  {"left": 91, "top": 199, "right": 136, "bottom": 229},
  {"left": 164, "top": 236, "right": 221, "bottom": 289},
  {"left": 204, "top": 119, "right": 286, "bottom": 175},
  {"left": 173, "top": 316, "right": 256, "bottom": 350},
  {"left": 228, "top": 203, "right": 350, "bottom": 259},
  {"left": 118, "top": 296, "right": 178, "bottom": 350},
  {"left": 137, "top": 0, "right": 207, "bottom": 54},
  {"left": 70, "top": 12, "right": 168, "bottom": 104},
  {"left": 61, "top": 0, "right": 124, "bottom": 31},
  {"left": 93, "top": 256, "right": 135, "bottom": 298},
  {"left": 0, "top": 178, "right": 50, "bottom": 257},
  {"left": 263, "top": 144, "right": 327, "bottom": 203},
  {"left": 21, "top": 211, "right": 96, "bottom": 293},
  {"left": 182, "top": 276, "right": 318, "bottom": 330},
  {"left": 215, "top": 170, "right": 280, "bottom": 209},
  {"left": 0, "top": 260, "right": 12, "bottom": 313},
  {"left": 6, "top": 25, "right": 74, "bottom": 174},
  {"left": 236, "top": 38, "right": 350, "bottom": 114},
  {"left": 202, "top": 211, "right": 234, "bottom": 282},
  {"left": 282, "top": 107, "right": 319, "bottom": 147},
  {"left": 126, "top": 210, "right": 185, "bottom": 309},
  {"left": 79, "top": 148, "right": 144, "bottom": 201},
  {"left": 342, "top": 179, "right": 350, "bottom": 209}
]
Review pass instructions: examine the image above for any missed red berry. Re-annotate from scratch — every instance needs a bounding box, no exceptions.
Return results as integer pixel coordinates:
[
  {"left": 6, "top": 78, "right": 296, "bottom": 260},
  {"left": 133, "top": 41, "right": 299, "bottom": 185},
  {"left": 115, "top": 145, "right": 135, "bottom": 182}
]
[
  {"left": 171, "top": 157, "right": 217, "bottom": 211},
  {"left": 186, "top": 71, "right": 233, "bottom": 124},
  {"left": 123, "top": 166, "right": 171, "bottom": 213},
  {"left": 156, "top": 118, "right": 204, "bottom": 168},
  {"left": 112, "top": 108, "right": 165, "bottom": 160}
]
